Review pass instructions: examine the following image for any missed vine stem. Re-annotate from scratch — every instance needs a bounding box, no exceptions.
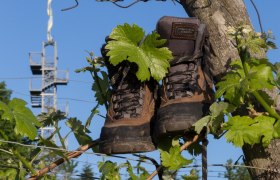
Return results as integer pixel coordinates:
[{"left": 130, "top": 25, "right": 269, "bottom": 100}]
[
  {"left": 12, "top": 149, "right": 36, "bottom": 175},
  {"left": 0, "top": 148, "right": 13, "bottom": 155},
  {"left": 54, "top": 122, "right": 66, "bottom": 149},
  {"left": 240, "top": 49, "right": 280, "bottom": 120},
  {"left": 146, "top": 135, "right": 199, "bottom": 180},
  {"left": 28, "top": 140, "right": 99, "bottom": 180}
]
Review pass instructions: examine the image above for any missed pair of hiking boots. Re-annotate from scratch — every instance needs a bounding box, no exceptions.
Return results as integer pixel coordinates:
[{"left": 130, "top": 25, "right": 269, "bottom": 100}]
[{"left": 99, "top": 16, "right": 214, "bottom": 154}]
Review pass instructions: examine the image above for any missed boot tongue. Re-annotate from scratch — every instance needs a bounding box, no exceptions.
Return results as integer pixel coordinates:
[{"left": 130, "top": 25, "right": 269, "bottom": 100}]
[{"left": 156, "top": 16, "right": 200, "bottom": 56}]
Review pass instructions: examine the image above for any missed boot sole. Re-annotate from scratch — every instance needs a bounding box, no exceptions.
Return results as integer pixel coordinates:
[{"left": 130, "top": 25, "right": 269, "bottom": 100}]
[
  {"left": 99, "top": 123, "right": 155, "bottom": 154},
  {"left": 155, "top": 102, "right": 209, "bottom": 137}
]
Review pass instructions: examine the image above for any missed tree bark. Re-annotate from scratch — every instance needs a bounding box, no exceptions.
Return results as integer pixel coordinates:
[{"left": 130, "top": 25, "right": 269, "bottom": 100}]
[{"left": 179, "top": 0, "right": 280, "bottom": 179}]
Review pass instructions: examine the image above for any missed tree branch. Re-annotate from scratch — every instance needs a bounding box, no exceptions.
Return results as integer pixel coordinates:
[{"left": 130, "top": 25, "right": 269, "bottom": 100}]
[{"left": 28, "top": 140, "right": 99, "bottom": 180}]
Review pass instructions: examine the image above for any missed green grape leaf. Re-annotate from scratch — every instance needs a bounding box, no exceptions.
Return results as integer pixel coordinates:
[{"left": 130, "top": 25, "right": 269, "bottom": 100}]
[
  {"left": 141, "top": 32, "right": 172, "bottom": 81},
  {"left": 126, "top": 161, "right": 138, "bottom": 180},
  {"left": 274, "top": 62, "right": 280, "bottom": 88},
  {"left": 251, "top": 115, "right": 276, "bottom": 146},
  {"left": 193, "top": 115, "right": 211, "bottom": 134},
  {"left": 247, "top": 64, "right": 274, "bottom": 90},
  {"left": 98, "top": 161, "right": 121, "bottom": 180},
  {"left": 157, "top": 136, "right": 173, "bottom": 152},
  {"left": 85, "top": 104, "right": 99, "bottom": 129},
  {"left": 187, "top": 141, "right": 202, "bottom": 156},
  {"left": 8, "top": 98, "right": 41, "bottom": 140},
  {"left": 92, "top": 71, "right": 110, "bottom": 105},
  {"left": 224, "top": 115, "right": 277, "bottom": 147},
  {"left": 210, "top": 102, "right": 236, "bottom": 136},
  {"left": 194, "top": 102, "right": 236, "bottom": 136},
  {"left": 223, "top": 116, "right": 258, "bottom": 147},
  {"left": 274, "top": 62, "right": 280, "bottom": 74},
  {"left": 38, "top": 110, "right": 66, "bottom": 127},
  {"left": 215, "top": 72, "right": 246, "bottom": 105},
  {"left": 65, "top": 118, "right": 93, "bottom": 146},
  {"left": 126, "top": 161, "right": 149, "bottom": 180},
  {"left": 181, "top": 169, "right": 199, "bottom": 180},
  {"left": 273, "top": 120, "right": 280, "bottom": 138},
  {"left": 0, "top": 101, "right": 13, "bottom": 121},
  {"left": 172, "top": 136, "right": 180, "bottom": 147},
  {"left": 210, "top": 102, "right": 236, "bottom": 118},
  {"left": 157, "top": 136, "right": 180, "bottom": 152},
  {"left": 106, "top": 23, "right": 172, "bottom": 81},
  {"left": 276, "top": 74, "right": 280, "bottom": 89},
  {"left": 160, "top": 146, "right": 192, "bottom": 171},
  {"left": 230, "top": 60, "right": 246, "bottom": 77}
]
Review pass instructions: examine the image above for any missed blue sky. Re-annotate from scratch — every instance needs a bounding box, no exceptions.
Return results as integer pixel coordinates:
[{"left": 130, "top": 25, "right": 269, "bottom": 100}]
[{"left": 0, "top": 0, "right": 279, "bottom": 179}]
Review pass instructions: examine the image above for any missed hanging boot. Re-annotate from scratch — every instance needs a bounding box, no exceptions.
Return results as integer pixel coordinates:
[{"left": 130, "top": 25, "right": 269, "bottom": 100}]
[
  {"left": 154, "top": 16, "right": 214, "bottom": 137},
  {"left": 99, "top": 38, "right": 156, "bottom": 154}
]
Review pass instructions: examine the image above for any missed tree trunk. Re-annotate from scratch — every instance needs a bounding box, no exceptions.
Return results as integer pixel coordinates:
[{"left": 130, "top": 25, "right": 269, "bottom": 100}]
[{"left": 179, "top": 0, "right": 280, "bottom": 179}]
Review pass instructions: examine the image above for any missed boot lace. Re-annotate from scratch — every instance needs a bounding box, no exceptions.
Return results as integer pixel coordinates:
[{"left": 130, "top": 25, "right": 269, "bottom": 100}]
[
  {"left": 165, "top": 54, "right": 202, "bottom": 99},
  {"left": 111, "top": 65, "right": 144, "bottom": 119}
]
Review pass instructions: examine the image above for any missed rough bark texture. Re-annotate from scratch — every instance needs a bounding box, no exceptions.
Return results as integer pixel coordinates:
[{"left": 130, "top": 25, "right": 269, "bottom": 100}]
[
  {"left": 178, "top": 0, "right": 280, "bottom": 179},
  {"left": 180, "top": 0, "right": 251, "bottom": 80}
]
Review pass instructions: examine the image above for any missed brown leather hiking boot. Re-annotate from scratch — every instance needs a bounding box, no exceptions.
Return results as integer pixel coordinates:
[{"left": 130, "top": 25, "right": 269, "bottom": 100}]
[
  {"left": 99, "top": 39, "right": 156, "bottom": 154},
  {"left": 154, "top": 16, "right": 214, "bottom": 137}
]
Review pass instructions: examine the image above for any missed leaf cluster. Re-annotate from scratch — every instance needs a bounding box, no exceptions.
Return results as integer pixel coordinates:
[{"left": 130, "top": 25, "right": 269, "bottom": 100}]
[
  {"left": 215, "top": 58, "right": 274, "bottom": 106},
  {"left": 76, "top": 52, "right": 111, "bottom": 107},
  {"left": 223, "top": 115, "right": 279, "bottom": 147},
  {"left": 105, "top": 23, "right": 172, "bottom": 82},
  {"left": 98, "top": 160, "right": 149, "bottom": 180},
  {"left": 158, "top": 137, "right": 192, "bottom": 171},
  {"left": 193, "top": 25, "right": 280, "bottom": 148},
  {"left": 0, "top": 98, "right": 41, "bottom": 140}
]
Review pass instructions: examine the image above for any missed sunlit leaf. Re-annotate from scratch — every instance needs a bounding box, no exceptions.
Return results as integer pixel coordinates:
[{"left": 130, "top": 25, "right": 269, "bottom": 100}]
[
  {"left": 0, "top": 101, "right": 13, "bottom": 121},
  {"left": 92, "top": 71, "right": 110, "bottom": 105},
  {"left": 8, "top": 98, "right": 41, "bottom": 140},
  {"left": 106, "top": 23, "right": 172, "bottom": 81},
  {"left": 66, "top": 118, "right": 92, "bottom": 146},
  {"left": 223, "top": 116, "right": 257, "bottom": 147},
  {"left": 160, "top": 146, "right": 192, "bottom": 171}
]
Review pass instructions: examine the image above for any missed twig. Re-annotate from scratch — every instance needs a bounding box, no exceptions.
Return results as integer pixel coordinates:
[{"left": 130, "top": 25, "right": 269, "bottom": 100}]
[
  {"left": 28, "top": 140, "right": 99, "bottom": 179},
  {"left": 132, "top": 154, "right": 160, "bottom": 167},
  {"left": 61, "top": 0, "right": 79, "bottom": 11},
  {"left": 249, "top": 0, "right": 263, "bottom": 33},
  {"left": 147, "top": 135, "right": 199, "bottom": 180},
  {"left": 133, "top": 153, "right": 163, "bottom": 179}
]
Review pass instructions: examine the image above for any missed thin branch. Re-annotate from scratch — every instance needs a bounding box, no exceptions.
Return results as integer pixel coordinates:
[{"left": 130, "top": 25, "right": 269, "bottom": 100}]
[
  {"left": 132, "top": 153, "right": 159, "bottom": 166},
  {"left": 12, "top": 149, "right": 36, "bottom": 175},
  {"left": 31, "top": 148, "right": 43, "bottom": 165},
  {"left": 28, "top": 140, "right": 99, "bottom": 180},
  {"left": 112, "top": 0, "right": 142, "bottom": 8},
  {"left": 0, "top": 164, "right": 19, "bottom": 170},
  {"left": 61, "top": 0, "right": 79, "bottom": 11},
  {"left": 147, "top": 134, "right": 199, "bottom": 180},
  {"left": 249, "top": 0, "right": 263, "bottom": 33},
  {"left": 0, "top": 139, "right": 154, "bottom": 165},
  {"left": 0, "top": 148, "right": 13, "bottom": 155},
  {"left": 132, "top": 153, "right": 163, "bottom": 178},
  {"left": 55, "top": 123, "right": 67, "bottom": 149}
]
